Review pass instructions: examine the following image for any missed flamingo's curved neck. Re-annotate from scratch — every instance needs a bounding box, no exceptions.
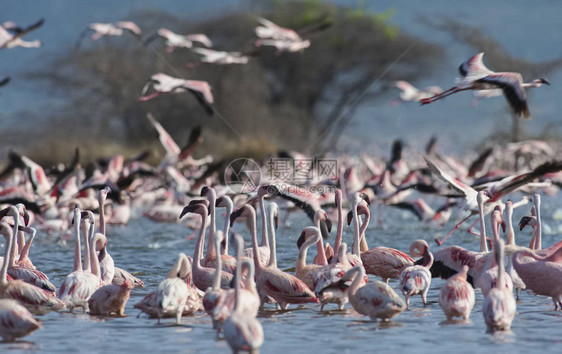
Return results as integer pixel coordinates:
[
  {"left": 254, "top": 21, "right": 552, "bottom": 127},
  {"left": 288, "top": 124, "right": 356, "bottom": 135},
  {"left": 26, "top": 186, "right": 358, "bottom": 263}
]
[
  {"left": 259, "top": 194, "right": 269, "bottom": 248},
  {"left": 332, "top": 194, "right": 343, "bottom": 265},
  {"left": 490, "top": 216, "right": 500, "bottom": 268},
  {"left": 505, "top": 206, "right": 515, "bottom": 246},
  {"left": 422, "top": 248, "right": 434, "bottom": 268},
  {"left": 99, "top": 192, "right": 106, "bottom": 235},
  {"left": 211, "top": 229, "right": 223, "bottom": 291},
  {"left": 495, "top": 243, "right": 505, "bottom": 290},
  {"left": 73, "top": 213, "right": 82, "bottom": 272},
  {"left": 478, "top": 198, "right": 488, "bottom": 253},
  {"left": 267, "top": 207, "right": 277, "bottom": 268},
  {"left": 193, "top": 212, "right": 208, "bottom": 270},
  {"left": 18, "top": 227, "right": 35, "bottom": 263},
  {"left": 90, "top": 233, "right": 103, "bottom": 278},
  {"left": 206, "top": 192, "right": 217, "bottom": 260},
  {"left": 82, "top": 220, "right": 91, "bottom": 272},
  {"left": 167, "top": 253, "right": 186, "bottom": 279},
  {"left": 348, "top": 266, "right": 365, "bottom": 297},
  {"left": 249, "top": 208, "right": 262, "bottom": 272},
  {"left": 351, "top": 201, "right": 361, "bottom": 256},
  {"left": 0, "top": 226, "right": 13, "bottom": 288},
  {"left": 221, "top": 201, "right": 232, "bottom": 255},
  {"left": 314, "top": 217, "right": 328, "bottom": 266},
  {"left": 8, "top": 208, "right": 19, "bottom": 266},
  {"left": 359, "top": 210, "right": 370, "bottom": 250},
  {"left": 297, "top": 234, "right": 318, "bottom": 270},
  {"left": 534, "top": 195, "right": 542, "bottom": 250}
]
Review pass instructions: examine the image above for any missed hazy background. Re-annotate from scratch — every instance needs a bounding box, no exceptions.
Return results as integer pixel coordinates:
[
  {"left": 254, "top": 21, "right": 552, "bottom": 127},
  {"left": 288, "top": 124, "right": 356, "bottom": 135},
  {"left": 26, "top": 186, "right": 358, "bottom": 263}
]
[{"left": 2, "top": 0, "right": 561, "bottom": 164}]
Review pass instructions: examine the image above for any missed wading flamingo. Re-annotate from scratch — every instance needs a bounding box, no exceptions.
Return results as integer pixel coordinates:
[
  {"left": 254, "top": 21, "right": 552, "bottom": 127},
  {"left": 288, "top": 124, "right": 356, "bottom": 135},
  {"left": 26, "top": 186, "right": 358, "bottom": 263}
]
[
  {"left": 230, "top": 204, "right": 317, "bottom": 309},
  {"left": 483, "top": 238, "right": 516, "bottom": 332},
  {"left": 0, "top": 299, "right": 42, "bottom": 341},
  {"left": 438, "top": 265, "right": 475, "bottom": 321},
  {"left": 295, "top": 227, "right": 323, "bottom": 290},
  {"left": 224, "top": 236, "right": 264, "bottom": 354},
  {"left": 399, "top": 240, "right": 433, "bottom": 309},
  {"left": 155, "top": 253, "right": 192, "bottom": 324},
  {"left": 88, "top": 280, "right": 134, "bottom": 316}
]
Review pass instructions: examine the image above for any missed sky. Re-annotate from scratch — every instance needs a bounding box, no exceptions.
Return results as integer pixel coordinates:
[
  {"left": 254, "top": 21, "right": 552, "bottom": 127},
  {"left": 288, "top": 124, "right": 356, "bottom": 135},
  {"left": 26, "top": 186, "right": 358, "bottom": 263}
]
[{"left": 1, "top": 0, "right": 562, "bottom": 155}]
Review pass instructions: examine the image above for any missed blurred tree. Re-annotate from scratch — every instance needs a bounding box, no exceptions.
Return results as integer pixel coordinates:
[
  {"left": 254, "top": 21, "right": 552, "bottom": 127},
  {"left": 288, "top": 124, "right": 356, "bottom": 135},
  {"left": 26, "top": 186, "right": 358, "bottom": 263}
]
[{"left": 15, "top": 1, "right": 442, "bottom": 165}]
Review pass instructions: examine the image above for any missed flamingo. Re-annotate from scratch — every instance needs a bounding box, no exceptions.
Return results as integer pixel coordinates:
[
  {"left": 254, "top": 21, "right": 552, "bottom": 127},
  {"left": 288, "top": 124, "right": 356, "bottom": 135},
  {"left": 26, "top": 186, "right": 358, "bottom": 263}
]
[
  {"left": 213, "top": 235, "right": 260, "bottom": 333},
  {"left": 0, "top": 18, "right": 43, "bottom": 49},
  {"left": 477, "top": 210, "right": 513, "bottom": 297},
  {"left": 97, "top": 187, "right": 115, "bottom": 284},
  {"left": 255, "top": 38, "right": 310, "bottom": 53},
  {"left": 0, "top": 299, "right": 42, "bottom": 341},
  {"left": 296, "top": 209, "right": 332, "bottom": 266},
  {"left": 438, "top": 265, "right": 475, "bottom": 321},
  {"left": 155, "top": 253, "right": 192, "bottom": 324},
  {"left": 202, "top": 230, "right": 229, "bottom": 329},
  {"left": 190, "top": 48, "right": 250, "bottom": 65},
  {"left": 349, "top": 193, "right": 414, "bottom": 282},
  {"left": 244, "top": 186, "right": 274, "bottom": 267},
  {"left": 76, "top": 21, "right": 141, "bottom": 47},
  {"left": 341, "top": 265, "right": 406, "bottom": 321},
  {"left": 58, "top": 208, "right": 103, "bottom": 312},
  {"left": 255, "top": 17, "right": 302, "bottom": 41},
  {"left": 223, "top": 239, "right": 264, "bottom": 354},
  {"left": 179, "top": 202, "right": 233, "bottom": 291},
  {"left": 5, "top": 206, "right": 56, "bottom": 293},
  {"left": 266, "top": 202, "right": 279, "bottom": 268},
  {"left": 420, "top": 52, "right": 550, "bottom": 118},
  {"left": 519, "top": 194, "right": 562, "bottom": 256},
  {"left": 88, "top": 280, "right": 134, "bottom": 316},
  {"left": 394, "top": 80, "right": 442, "bottom": 102},
  {"left": 144, "top": 28, "right": 212, "bottom": 52},
  {"left": 201, "top": 187, "right": 237, "bottom": 274},
  {"left": 0, "top": 222, "right": 64, "bottom": 315},
  {"left": 295, "top": 227, "right": 323, "bottom": 290},
  {"left": 134, "top": 255, "right": 199, "bottom": 318},
  {"left": 483, "top": 238, "right": 516, "bottom": 332},
  {"left": 230, "top": 204, "right": 317, "bottom": 309},
  {"left": 139, "top": 73, "right": 214, "bottom": 114},
  {"left": 399, "top": 240, "right": 433, "bottom": 309},
  {"left": 503, "top": 199, "right": 526, "bottom": 299},
  {"left": 215, "top": 195, "right": 234, "bottom": 256}
]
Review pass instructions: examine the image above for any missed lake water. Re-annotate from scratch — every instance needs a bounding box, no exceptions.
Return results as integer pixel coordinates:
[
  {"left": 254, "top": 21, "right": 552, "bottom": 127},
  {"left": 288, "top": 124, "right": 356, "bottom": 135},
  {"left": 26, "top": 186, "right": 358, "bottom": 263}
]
[{"left": 2, "top": 192, "right": 562, "bottom": 353}]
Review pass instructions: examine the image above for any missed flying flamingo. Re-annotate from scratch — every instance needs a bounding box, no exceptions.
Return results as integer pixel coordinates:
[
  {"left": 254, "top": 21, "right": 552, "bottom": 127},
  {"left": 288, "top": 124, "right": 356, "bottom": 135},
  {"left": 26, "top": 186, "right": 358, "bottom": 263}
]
[
  {"left": 394, "top": 80, "right": 442, "bottom": 103},
  {"left": 399, "top": 240, "right": 433, "bottom": 309},
  {"left": 88, "top": 280, "right": 134, "bottom": 316},
  {"left": 0, "top": 299, "right": 42, "bottom": 341},
  {"left": 139, "top": 73, "right": 214, "bottom": 114},
  {"left": 0, "top": 18, "right": 43, "bottom": 49},
  {"left": 223, "top": 237, "right": 264, "bottom": 354},
  {"left": 179, "top": 202, "right": 233, "bottom": 291},
  {"left": 340, "top": 265, "right": 406, "bottom": 321},
  {"left": 438, "top": 265, "right": 475, "bottom": 321},
  {"left": 155, "top": 253, "right": 192, "bottom": 324},
  {"left": 189, "top": 48, "right": 250, "bottom": 66},
  {"left": 230, "top": 204, "right": 317, "bottom": 309},
  {"left": 76, "top": 21, "right": 142, "bottom": 47},
  {"left": 420, "top": 52, "right": 550, "bottom": 118},
  {"left": 255, "top": 38, "right": 311, "bottom": 53},
  {"left": 213, "top": 235, "right": 260, "bottom": 333},
  {"left": 348, "top": 193, "right": 414, "bottom": 282},
  {"left": 59, "top": 208, "right": 103, "bottom": 312},
  {"left": 0, "top": 222, "right": 64, "bottom": 315},
  {"left": 483, "top": 238, "right": 516, "bottom": 332},
  {"left": 144, "top": 28, "right": 212, "bottom": 52}
]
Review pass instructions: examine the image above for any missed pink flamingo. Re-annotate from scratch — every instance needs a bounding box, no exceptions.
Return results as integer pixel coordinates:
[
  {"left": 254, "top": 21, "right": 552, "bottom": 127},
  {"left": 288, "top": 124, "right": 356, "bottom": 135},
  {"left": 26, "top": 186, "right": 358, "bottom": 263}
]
[
  {"left": 155, "top": 253, "right": 192, "bottom": 324},
  {"left": 0, "top": 222, "right": 64, "bottom": 315},
  {"left": 483, "top": 238, "right": 516, "bottom": 332},
  {"left": 315, "top": 243, "right": 356, "bottom": 311},
  {"left": 213, "top": 235, "right": 260, "bottom": 333},
  {"left": 5, "top": 205, "right": 56, "bottom": 293},
  {"left": 399, "top": 240, "right": 433, "bottom": 309},
  {"left": 144, "top": 28, "right": 212, "bottom": 52},
  {"left": 297, "top": 209, "right": 332, "bottom": 266},
  {"left": 420, "top": 52, "right": 550, "bottom": 118},
  {"left": 223, "top": 239, "right": 264, "bottom": 354},
  {"left": 76, "top": 21, "right": 141, "bottom": 47},
  {"left": 203, "top": 230, "right": 230, "bottom": 329},
  {"left": 201, "top": 187, "right": 237, "bottom": 274},
  {"left": 342, "top": 265, "right": 406, "bottom": 321},
  {"left": 244, "top": 186, "right": 274, "bottom": 267},
  {"left": 394, "top": 80, "right": 442, "bottom": 103},
  {"left": 295, "top": 227, "right": 323, "bottom": 290},
  {"left": 215, "top": 195, "right": 234, "bottom": 256},
  {"left": 230, "top": 204, "right": 317, "bottom": 309},
  {"left": 0, "top": 18, "right": 43, "bottom": 49},
  {"left": 349, "top": 193, "right": 414, "bottom": 282},
  {"left": 0, "top": 299, "right": 42, "bottom": 341},
  {"left": 190, "top": 48, "right": 250, "bottom": 65},
  {"left": 519, "top": 194, "right": 562, "bottom": 256},
  {"left": 512, "top": 245, "right": 562, "bottom": 309},
  {"left": 438, "top": 265, "right": 475, "bottom": 321},
  {"left": 134, "top": 255, "right": 199, "bottom": 318},
  {"left": 477, "top": 210, "right": 513, "bottom": 297},
  {"left": 88, "top": 280, "right": 134, "bottom": 316},
  {"left": 266, "top": 202, "right": 279, "bottom": 268},
  {"left": 180, "top": 202, "right": 233, "bottom": 291},
  {"left": 503, "top": 200, "right": 526, "bottom": 299},
  {"left": 58, "top": 208, "right": 103, "bottom": 311}
]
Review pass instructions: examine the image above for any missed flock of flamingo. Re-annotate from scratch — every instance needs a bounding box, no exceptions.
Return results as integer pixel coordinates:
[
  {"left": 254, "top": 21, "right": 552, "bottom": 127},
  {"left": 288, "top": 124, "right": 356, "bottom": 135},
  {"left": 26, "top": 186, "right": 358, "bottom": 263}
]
[{"left": 1, "top": 13, "right": 560, "bottom": 354}]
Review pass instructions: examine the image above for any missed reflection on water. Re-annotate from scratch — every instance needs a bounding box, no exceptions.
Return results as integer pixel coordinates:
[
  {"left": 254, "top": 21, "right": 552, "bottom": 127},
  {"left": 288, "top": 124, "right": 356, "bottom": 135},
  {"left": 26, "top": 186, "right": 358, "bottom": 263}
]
[{"left": 1, "top": 194, "right": 562, "bottom": 352}]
